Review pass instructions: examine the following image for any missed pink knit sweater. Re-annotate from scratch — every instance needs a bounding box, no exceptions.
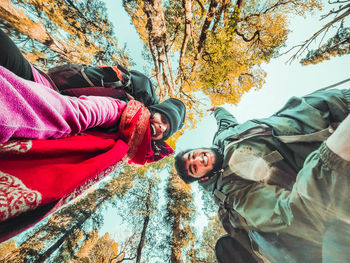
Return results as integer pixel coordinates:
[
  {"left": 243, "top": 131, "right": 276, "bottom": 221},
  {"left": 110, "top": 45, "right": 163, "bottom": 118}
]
[{"left": 0, "top": 66, "right": 126, "bottom": 143}]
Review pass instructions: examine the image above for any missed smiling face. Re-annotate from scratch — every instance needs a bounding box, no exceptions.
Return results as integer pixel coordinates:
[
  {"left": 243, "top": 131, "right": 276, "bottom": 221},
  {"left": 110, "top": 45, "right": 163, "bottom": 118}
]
[
  {"left": 183, "top": 149, "right": 216, "bottom": 178},
  {"left": 150, "top": 112, "right": 170, "bottom": 140}
]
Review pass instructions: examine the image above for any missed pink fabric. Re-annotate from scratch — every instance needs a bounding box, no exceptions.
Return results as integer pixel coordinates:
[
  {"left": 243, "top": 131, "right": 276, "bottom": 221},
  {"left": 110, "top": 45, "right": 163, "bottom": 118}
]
[
  {"left": 31, "top": 65, "right": 53, "bottom": 89},
  {"left": 0, "top": 66, "right": 127, "bottom": 143}
]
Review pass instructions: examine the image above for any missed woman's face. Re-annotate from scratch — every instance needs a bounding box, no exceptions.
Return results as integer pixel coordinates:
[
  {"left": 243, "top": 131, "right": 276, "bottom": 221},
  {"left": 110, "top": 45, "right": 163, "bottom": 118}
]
[{"left": 150, "top": 112, "right": 170, "bottom": 140}]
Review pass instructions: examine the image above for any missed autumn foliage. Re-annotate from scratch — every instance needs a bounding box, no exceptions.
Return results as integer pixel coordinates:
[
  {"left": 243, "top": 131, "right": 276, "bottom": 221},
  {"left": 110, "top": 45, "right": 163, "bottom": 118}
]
[{"left": 123, "top": 0, "right": 322, "bottom": 131}]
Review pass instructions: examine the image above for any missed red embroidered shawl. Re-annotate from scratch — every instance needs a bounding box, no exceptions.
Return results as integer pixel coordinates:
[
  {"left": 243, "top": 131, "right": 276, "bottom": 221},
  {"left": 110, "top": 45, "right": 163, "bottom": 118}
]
[{"left": 0, "top": 100, "right": 173, "bottom": 242}]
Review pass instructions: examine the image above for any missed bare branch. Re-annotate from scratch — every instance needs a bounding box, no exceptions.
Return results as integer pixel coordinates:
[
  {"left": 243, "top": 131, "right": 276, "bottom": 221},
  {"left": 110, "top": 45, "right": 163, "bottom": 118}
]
[
  {"left": 241, "top": 0, "right": 295, "bottom": 22},
  {"left": 328, "top": 0, "right": 350, "bottom": 5},
  {"left": 322, "top": 1, "right": 350, "bottom": 19},
  {"left": 287, "top": 4, "right": 350, "bottom": 63}
]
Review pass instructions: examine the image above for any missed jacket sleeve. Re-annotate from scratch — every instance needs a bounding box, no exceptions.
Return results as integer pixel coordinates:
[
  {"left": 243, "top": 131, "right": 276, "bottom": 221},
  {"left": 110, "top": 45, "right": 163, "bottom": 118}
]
[
  {"left": 214, "top": 107, "right": 238, "bottom": 128},
  {"left": 271, "top": 89, "right": 350, "bottom": 134},
  {"left": 231, "top": 142, "right": 350, "bottom": 241},
  {"left": 212, "top": 107, "right": 239, "bottom": 148},
  {"left": 301, "top": 88, "right": 350, "bottom": 122}
]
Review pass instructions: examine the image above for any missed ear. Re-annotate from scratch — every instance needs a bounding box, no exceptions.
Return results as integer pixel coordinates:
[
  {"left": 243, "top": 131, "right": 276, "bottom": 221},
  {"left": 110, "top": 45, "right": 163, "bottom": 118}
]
[{"left": 199, "top": 176, "right": 209, "bottom": 182}]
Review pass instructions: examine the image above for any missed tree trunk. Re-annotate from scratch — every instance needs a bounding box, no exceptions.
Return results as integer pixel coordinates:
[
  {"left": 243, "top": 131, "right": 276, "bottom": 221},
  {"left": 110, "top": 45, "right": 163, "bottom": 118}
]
[
  {"left": 39, "top": 196, "right": 109, "bottom": 262},
  {"left": 135, "top": 194, "right": 151, "bottom": 263},
  {"left": 170, "top": 215, "right": 183, "bottom": 263},
  {"left": 3, "top": 194, "right": 109, "bottom": 262}
]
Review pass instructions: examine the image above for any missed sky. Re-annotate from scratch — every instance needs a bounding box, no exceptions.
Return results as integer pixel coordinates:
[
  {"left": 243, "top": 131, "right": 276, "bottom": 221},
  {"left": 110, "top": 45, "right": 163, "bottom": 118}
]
[
  {"left": 177, "top": 10, "right": 350, "bottom": 150},
  {"left": 100, "top": 0, "right": 350, "bottom": 244},
  {"left": 103, "top": 0, "right": 350, "bottom": 151}
]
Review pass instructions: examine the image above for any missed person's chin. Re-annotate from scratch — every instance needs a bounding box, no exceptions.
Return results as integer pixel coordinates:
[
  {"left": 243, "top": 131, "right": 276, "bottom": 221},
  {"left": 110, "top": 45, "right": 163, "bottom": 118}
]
[
  {"left": 208, "top": 151, "right": 216, "bottom": 165},
  {"left": 151, "top": 135, "right": 161, "bottom": 141}
]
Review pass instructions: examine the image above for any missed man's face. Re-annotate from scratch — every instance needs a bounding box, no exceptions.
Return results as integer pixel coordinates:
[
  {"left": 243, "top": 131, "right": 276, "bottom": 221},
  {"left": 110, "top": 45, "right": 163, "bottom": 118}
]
[
  {"left": 150, "top": 112, "right": 170, "bottom": 140},
  {"left": 183, "top": 149, "right": 216, "bottom": 178}
]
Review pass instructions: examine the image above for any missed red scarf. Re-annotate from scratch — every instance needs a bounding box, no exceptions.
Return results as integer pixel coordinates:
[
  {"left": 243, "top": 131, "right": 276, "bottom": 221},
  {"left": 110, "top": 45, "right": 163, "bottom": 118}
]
[
  {"left": 119, "top": 100, "right": 174, "bottom": 165},
  {"left": 0, "top": 100, "right": 173, "bottom": 241}
]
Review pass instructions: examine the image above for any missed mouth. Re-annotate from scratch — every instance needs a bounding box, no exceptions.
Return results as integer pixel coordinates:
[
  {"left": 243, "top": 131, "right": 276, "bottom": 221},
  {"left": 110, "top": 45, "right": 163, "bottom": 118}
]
[
  {"left": 150, "top": 124, "right": 157, "bottom": 137},
  {"left": 202, "top": 152, "right": 208, "bottom": 166}
]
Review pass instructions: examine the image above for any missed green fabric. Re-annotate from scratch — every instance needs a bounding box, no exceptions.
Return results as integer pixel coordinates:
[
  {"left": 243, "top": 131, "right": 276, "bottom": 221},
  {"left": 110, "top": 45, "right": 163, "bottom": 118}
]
[
  {"left": 212, "top": 89, "right": 350, "bottom": 171},
  {"left": 129, "top": 70, "right": 159, "bottom": 106},
  {"left": 231, "top": 143, "right": 350, "bottom": 238},
  {"left": 200, "top": 89, "right": 350, "bottom": 261},
  {"left": 215, "top": 234, "right": 260, "bottom": 263}
]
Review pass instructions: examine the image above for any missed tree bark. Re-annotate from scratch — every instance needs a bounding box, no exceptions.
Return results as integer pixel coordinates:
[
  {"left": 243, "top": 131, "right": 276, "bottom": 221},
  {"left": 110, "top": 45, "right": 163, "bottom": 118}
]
[
  {"left": 190, "top": 0, "right": 220, "bottom": 75},
  {"left": 38, "top": 197, "right": 108, "bottom": 262},
  {"left": 143, "top": 0, "right": 173, "bottom": 97},
  {"left": 179, "top": 0, "right": 193, "bottom": 69},
  {"left": 135, "top": 194, "right": 151, "bottom": 263},
  {"left": 170, "top": 215, "right": 183, "bottom": 263}
]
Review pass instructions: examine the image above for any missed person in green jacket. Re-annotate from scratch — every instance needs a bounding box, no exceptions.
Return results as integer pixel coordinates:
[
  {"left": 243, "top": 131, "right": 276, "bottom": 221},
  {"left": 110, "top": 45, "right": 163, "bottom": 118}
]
[{"left": 175, "top": 88, "right": 350, "bottom": 262}]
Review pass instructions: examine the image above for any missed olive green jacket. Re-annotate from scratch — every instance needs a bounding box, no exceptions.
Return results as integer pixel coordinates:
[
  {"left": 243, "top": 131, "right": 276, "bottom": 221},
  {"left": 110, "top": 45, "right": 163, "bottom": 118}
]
[{"left": 200, "top": 89, "right": 350, "bottom": 261}]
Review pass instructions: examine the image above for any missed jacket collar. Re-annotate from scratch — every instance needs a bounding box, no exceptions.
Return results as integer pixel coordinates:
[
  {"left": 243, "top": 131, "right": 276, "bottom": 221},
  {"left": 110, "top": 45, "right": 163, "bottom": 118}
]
[{"left": 198, "top": 169, "right": 223, "bottom": 193}]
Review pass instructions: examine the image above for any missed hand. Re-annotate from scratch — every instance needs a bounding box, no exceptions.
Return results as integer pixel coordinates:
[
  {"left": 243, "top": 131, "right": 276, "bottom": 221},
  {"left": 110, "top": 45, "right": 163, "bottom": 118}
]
[
  {"left": 125, "top": 92, "right": 135, "bottom": 101},
  {"left": 207, "top": 107, "right": 216, "bottom": 113}
]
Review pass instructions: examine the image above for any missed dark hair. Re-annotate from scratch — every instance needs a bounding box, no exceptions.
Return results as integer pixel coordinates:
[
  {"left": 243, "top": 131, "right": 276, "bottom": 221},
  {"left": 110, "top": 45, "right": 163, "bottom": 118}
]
[{"left": 174, "top": 147, "right": 222, "bottom": 184}]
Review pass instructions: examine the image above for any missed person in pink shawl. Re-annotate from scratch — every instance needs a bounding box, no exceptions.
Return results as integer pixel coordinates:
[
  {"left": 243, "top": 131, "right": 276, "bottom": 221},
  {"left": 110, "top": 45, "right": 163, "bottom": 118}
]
[
  {"left": 0, "top": 29, "right": 186, "bottom": 151},
  {"left": 0, "top": 29, "right": 186, "bottom": 241}
]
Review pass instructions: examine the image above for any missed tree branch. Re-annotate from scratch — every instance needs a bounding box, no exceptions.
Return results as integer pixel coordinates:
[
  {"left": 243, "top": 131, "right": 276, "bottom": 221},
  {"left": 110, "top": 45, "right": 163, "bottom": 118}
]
[
  {"left": 189, "top": 0, "right": 220, "bottom": 77},
  {"left": 286, "top": 4, "right": 350, "bottom": 63},
  {"left": 235, "top": 28, "right": 260, "bottom": 42},
  {"left": 241, "top": 0, "right": 295, "bottom": 22},
  {"left": 194, "top": 0, "right": 205, "bottom": 17},
  {"left": 179, "top": 0, "right": 193, "bottom": 74}
]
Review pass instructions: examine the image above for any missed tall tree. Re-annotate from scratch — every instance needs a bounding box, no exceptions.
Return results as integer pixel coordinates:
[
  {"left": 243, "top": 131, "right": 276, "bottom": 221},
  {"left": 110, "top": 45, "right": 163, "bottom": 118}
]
[
  {"left": 115, "top": 167, "right": 165, "bottom": 263},
  {"left": 68, "top": 230, "right": 120, "bottom": 263},
  {"left": 165, "top": 168, "right": 196, "bottom": 263},
  {"left": 1, "top": 165, "right": 139, "bottom": 263},
  {"left": 123, "top": 0, "right": 321, "bottom": 119},
  {"left": 295, "top": 1, "right": 350, "bottom": 65},
  {"left": 192, "top": 216, "right": 227, "bottom": 262},
  {"left": 0, "top": 0, "right": 132, "bottom": 69},
  {"left": 130, "top": 177, "right": 157, "bottom": 263}
]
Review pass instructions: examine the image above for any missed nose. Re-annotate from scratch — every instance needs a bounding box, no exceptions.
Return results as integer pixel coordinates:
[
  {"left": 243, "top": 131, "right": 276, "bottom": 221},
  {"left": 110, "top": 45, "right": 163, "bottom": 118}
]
[{"left": 158, "top": 123, "right": 166, "bottom": 132}]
